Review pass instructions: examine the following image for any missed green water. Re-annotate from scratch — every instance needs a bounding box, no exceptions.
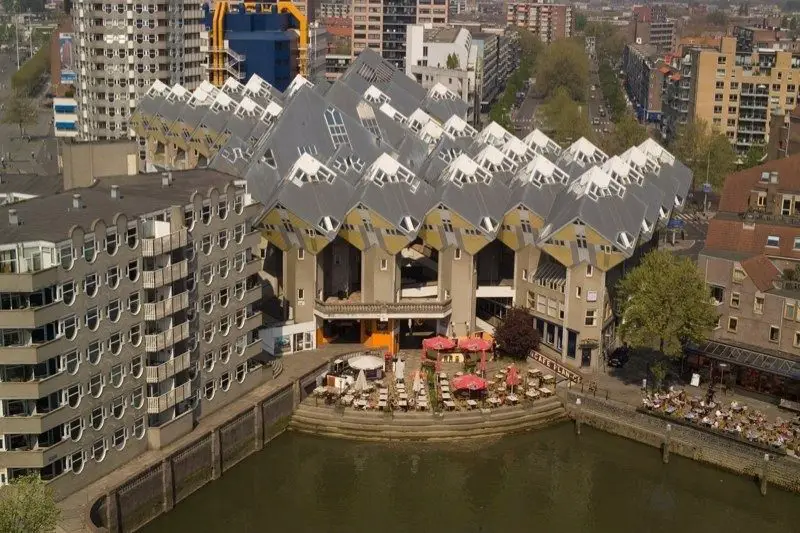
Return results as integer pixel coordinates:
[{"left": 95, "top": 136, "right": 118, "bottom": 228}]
[{"left": 143, "top": 423, "right": 800, "bottom": 533}]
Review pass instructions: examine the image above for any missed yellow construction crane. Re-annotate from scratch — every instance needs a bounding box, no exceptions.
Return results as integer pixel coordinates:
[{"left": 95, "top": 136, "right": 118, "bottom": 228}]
[{"left": 210, "top": 1, "right": 308, "bottom": 87}]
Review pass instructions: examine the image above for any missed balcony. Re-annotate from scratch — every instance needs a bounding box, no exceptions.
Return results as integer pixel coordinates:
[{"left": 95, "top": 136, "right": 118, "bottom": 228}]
[
  {"left": 144, "top": 321, "right": 190, "bottom": 352},
  {"left": 141, "top": 228, "right": 188, "bottom": 257},
  {"left": 147, "top": 381, "right": 193, "bottom": 414},
  {"left": 143, "top": 260, "right": 189, "bottom": 289},
  {"left": 0, "top": 267, "right": 59, "bottom": 293},
  {"left": 0, "top": 436, "right": 71, "bottom": 468},
  {"left": 146, "top": 351, "right": 191, "bottom": 383},
  {"left": 144, "top": 292, "right": 190, "bottom": 321},
  {"left": 0, "top": 405, "right": 72, "bottom": 436},
  {"left": 0, "top": 335, "right": 71, "bottom": 365},
  {"left": 0, "top": 371, "right": 72, "bottom": 400},
  {"left": 314, "top": 299, "right": 452, "bottom": 319},
  {"left": 740, "top": 209, "right": 800, "bottom": 226}
]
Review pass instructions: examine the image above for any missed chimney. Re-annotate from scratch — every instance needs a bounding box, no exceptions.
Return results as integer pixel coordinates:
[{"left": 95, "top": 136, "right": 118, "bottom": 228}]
[
  {"left": 770, "top": 171, "right": 779, "bottom": 183},
  {"left": 111, "top": 185, "right": 120, "bottom": 199},
  {"left": 8, "top": 209, "right": 19, "bottom": 226},
  {"left": 72, "top": 193, "right": 82, "bottom": 209}
]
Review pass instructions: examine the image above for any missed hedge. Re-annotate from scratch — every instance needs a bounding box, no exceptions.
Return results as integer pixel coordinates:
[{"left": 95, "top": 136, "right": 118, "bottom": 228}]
[{"left": 11, "top": 44, "right": 50, "bottom": 96}]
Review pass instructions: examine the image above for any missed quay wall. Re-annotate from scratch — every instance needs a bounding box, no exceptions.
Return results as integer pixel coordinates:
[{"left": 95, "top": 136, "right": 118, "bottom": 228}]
[
  {"left": 90, "top": 360, "right": 329, "bottom": 533},
  {"left": 565, "top": 391, "right": 800, "bottom": 493}
]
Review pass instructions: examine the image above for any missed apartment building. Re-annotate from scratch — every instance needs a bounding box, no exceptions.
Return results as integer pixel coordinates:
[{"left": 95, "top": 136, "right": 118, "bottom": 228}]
[
  {"left": 406, "top": 25, "right": 480, "bottom": 125},
  {"left": 629, "top": 4, "right": 675, "bottom": 53},
  {"left": 0, "top": 168, "right": 264, "bottom": 495},
  {"left": 696, "top": 157, "right": 800, "bottom": 401},
  {"left": 351, "top": 0, "right": 448, "bottom": 70},
  {"left": 317, "top": 1, "right": 350, "bottom": 18},
  {"left": 72, "top": 0, "right": 206, "bottom": 142},
  {"left": 506, "top": 1, "right": 573, "bottom": 44},
  {"left": 622, "top": 44, "right": 666, "bottom": 123},
  {"left": 661, "top": 36, "right": 800, "bottom": 152},
  {"left": 130, "top": 49, "right": 692, "bottom": 373}
]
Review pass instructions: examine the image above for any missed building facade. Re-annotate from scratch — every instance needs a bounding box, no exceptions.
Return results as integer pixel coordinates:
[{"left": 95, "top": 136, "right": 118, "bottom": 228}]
[
  {"left": 0, "top": 170, "right": 264, "bottom": 496},
  {"left": 71, "top": 0, "right": 206, "bottom": 141},
  {"left": 696, "top": 156, "right": 800, "bottom": 400},
  {"left": 351, "top": 0, "right": 448, "bottom": 70},
  {"left": 406, "top": 25, "right": 480, "bottom": 125},
  {"left": 629, "top": 5, "right": 675, "bottom": 53},
  {"left": 661, "top": 36, "right": 800, "bottom": 152},
  {"left": 506, "top": 1, "right": 573, "bottom": 44},
  {"left": 130, "top": 50, "right": 692, "bottom": 375},
  {"left": 317, "top": 1, "right": 350, "bottom": 18},
  {"left": 622, "top": 44, "right": 665, "bottom": 123}
]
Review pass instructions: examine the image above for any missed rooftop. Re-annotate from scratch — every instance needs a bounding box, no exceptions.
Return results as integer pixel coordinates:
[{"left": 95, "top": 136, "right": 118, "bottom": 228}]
[{"left": 423, "top": 27, "right": 463, "bottom": 44}]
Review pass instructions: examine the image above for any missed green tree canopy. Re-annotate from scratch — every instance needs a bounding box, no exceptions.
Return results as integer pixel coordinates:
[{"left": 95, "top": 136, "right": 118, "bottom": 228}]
[
  {"left": 0, "top": 474, "right": 61, "bottom": 533},
  {"left": 2, "top": 92, "right": 38, "bottom": 136},
  {"left": 495, "top": 307, "right": 541, "bottom": 359},
  {"left": 575, "top": 12, "right": 588, "bottom": 31},
  {"left": 616, "top": 250, "right": 719, "bottom": 358},
  {"left": 535, "top": 39, "right": 589, "bottom": 101},
  {"left": 539, "top": 87, "right": 590, "bottom": 144},
  {"left": 446, "top": 53, "right": 460, "bottom": 69},
  {"left": 705, "top": 10, "right": 728, "bottom": 26},
  {"left": 585, "top": 22, "right": 626, "bottom": 64},
  {"left": 669, "top": 120, "right": 737, "bottom": 190},
  {"left": 741, "top": 143, "right": 766, "bottom": 169},
  {"left": 601, "top": 114, "right": 648, "bottom": 155}
]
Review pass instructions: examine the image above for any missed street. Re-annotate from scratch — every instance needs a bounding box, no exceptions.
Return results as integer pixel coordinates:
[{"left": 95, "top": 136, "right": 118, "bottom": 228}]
[
  {"left": 0, "top": 51, "right": 59, "bottom": 176},
  {"left": 586, "top": 63, "right": 613, "bottom": 137}
]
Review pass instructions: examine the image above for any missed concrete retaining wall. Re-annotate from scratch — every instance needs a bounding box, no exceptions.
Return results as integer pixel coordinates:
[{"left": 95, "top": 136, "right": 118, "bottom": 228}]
[
  {"left": 91, "top": 361, "right": 330, "bottom": 533},
  {"left": 566, "top": 391, "right": 800, "bottom": 494}
]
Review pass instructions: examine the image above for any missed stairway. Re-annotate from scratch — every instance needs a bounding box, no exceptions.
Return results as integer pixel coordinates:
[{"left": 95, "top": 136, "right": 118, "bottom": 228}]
[{"left": 289, "top": 397, "right": 567, "bottom": 442}]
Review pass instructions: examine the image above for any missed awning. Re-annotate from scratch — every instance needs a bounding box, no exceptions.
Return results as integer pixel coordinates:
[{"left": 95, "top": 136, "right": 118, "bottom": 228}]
[{"left": 688, "top": 340, "right": 800, "bottom": 380}]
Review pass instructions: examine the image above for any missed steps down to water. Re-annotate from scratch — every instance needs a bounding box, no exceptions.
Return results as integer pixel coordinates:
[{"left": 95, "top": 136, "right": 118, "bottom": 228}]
[{"left": 290, "top": 397, "right": 567, "bottom": 441}]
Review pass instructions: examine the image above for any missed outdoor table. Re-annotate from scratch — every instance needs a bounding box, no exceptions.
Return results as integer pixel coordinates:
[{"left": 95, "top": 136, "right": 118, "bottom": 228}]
[
  {"left": 500, "top": 369, "right": 508, "bottom": 375},
  {"left": 442, "top": 392, "right": 452, "bottom": 400},
  {"left": 488, "top": 397, "right": 501, "bottom": 406},
  {"left": 441, "top": 385, "right": 450, "bottom": 393},
  {"left": 543, "top": 374, "right": 555, "bottom": 383},
  {"left": 439, "top": 372, "right": 447, "bottom": 379},
  {"left": 355, "top": 399, "right": 367, "bottom": 409},
  {"left": 525, "top": 390, "right": 540, "bottom": 399},
  {"left": 494, "top": 373, "right": 504, "bottom": 380},
  {"left": 528, "top": 369, "right": 542, "bottom": 377},
  {"left": 379, "top": 393, "right": 388, "bottom": 401},
  {"left": 444, "top": 400, "right": 456, "bottom": 410},
  {"left": 539, "top": 387, "right": 553, "bottom": 397},
  {"left": 467, "top": 399, "right": 478, "bottom": 409},
  {"left": 380, "top": 388, "right": 388, "bottom": 394},
  {"left": 399, "top": 400, "right": 408, "bottom": 410},
  {"left": 455, "top": 371, "right": 464, "bottom": 377},
  {"left": 399, "top": 393, "right": 408, "bottom": 400},
  {"left": 417, "top": 401, "right": 428, "bottom": 410},
  {"left": 313, "top": 386, "right": 327, "bottom": 396},
  {"left": 342, "top": 395, "right": 354, "bottom": 405},
  {"left": 378, "top": 400, "right": 387, "bottom": 410},
  {"left": 507, "top": 394, "right": 519, "bottom": 404}
]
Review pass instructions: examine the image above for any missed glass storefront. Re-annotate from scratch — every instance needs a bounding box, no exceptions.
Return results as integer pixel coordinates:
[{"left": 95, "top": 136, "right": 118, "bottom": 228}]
[{"left": 687, "top": 353, "right": 800, "bottom": 401}]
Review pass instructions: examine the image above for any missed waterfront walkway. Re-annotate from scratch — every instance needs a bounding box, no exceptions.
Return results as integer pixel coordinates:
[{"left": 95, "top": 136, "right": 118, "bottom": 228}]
[{"left": 56, "top": 345, "right": 358, "bottom": 533}]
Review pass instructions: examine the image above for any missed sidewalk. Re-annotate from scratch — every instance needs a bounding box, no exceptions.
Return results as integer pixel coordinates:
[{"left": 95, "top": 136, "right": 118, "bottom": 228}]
[{"left": 56, "top": 345, "right": 360, "bottom": 533}]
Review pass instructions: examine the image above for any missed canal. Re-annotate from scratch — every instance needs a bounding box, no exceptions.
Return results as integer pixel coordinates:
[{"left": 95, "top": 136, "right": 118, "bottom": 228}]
[{"left": 143, "top": 423, "right": 800, "bottom": 533}]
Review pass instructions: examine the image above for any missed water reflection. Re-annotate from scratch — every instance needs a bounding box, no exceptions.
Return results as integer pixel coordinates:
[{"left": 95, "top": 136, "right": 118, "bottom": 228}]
[{"left": 143, "top": 424, "right": 800, "bottom": 533}]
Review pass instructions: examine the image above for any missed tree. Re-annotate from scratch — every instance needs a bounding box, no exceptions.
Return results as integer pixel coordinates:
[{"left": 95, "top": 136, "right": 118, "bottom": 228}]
[
  {"left": 601, "top": 114, "right": 648, "bottom": 155},
  {"left": 495, "top": 307, "right": 541, "bottom": 359},
  {"left": 575, "top": 12, "right": 588, "bottom": 32},
  {"left": 669, "top": 120, "right": 736, "bottom": 190},
  {"left": 705, "top": 10, "right": 728, "bottom": 26},
  {"left": 616, "top": 250, "right": 719, "bottom": 359},
  {"left": 2, "top": 93, "right": 38, "bottom": 136},
  {"left": 446, "top": 53, "right": 459, "bottom": 70},
  {"left": 535, "top": 39, "right": 589, "bottom": 102},
  {"left": 539, "top": 87, "right": 590, "bottom": 144},
  {"left": 0, "top": 474, "right": 61, "bottom": 533},
  {"left": 585, "top": 22, "right": 626, "bottom": 65},
  {"left": 741, "top": 143, "right": 766, "bottom": 169}
]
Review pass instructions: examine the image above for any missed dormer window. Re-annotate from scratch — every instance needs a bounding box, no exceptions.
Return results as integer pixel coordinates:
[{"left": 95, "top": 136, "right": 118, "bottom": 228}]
[
  {"left": 617, "top": 231, "right": 633, "bottom": 248},
  {"left": 399, "top": 216, "right": 419, "bottom": 233},
  {"left": 318, "top": 216, "right": 340, "bottom": 232},
  {"left": 674, "top": 195, "right": 684, "bottom": 207},
  {"left": 480, "top": 217, "right": 498, "bottom": 233},
  {"left": 642, "top": 219, "right": 652, "bottom": 233},
  {"left": 659, "top": 206, "right": 668, "bottom": 219},
  {"left": 261, "top": 149, "right": 276, "bottom": 169}
]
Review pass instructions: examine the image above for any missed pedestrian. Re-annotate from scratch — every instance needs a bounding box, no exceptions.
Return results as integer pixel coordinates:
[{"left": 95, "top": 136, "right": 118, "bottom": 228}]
[{"left": 30, "top": 151, "right": 34, "bottom": 160}]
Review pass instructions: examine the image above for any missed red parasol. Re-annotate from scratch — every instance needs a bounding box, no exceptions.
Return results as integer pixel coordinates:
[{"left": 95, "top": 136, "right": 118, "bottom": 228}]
[
  {"left": 423, "top": 336, "right": 456, "bottom": 351},
  {"left": 452, "top": 374, "right": 488, "bottom": 391},
  {"left": 506, "top": 366, "right": 520, "bottom": 388},
  {"left": 458, "top": 337, "right": 492, "bottom": 352}
]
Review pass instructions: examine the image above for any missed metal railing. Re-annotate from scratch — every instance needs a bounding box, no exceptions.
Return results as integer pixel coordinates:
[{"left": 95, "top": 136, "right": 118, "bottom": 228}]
[
  {"left": 141, "top": 229, "right": 188, "bottom": 257},
  {"left": 143, "top": 292, "right": 190, "bottom": 321},
  {"left": 144, "top": 322, "right": 190, "bottom": 352},
  {"left": 147, "top": 381, "right": 192, "bottom": 414},
  {"left": 314, "top": 299, "right": 452, "bottom": 316},
  {"left": 142, "top": 260, "right": 189, "bottom": 289},
  {"left": 740, "top": 210, "right": 800, "bottom": 226},
  {"left": 145, "top": 351, "right": 191, "bottom": 384}
]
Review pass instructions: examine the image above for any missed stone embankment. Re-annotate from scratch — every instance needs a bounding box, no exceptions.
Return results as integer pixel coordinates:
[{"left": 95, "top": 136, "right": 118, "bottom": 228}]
[
  {"left": 289, "top": 397, "right": 567, "bottom": 441},
  {"left": 566, "top": 390, "right": 800, "bottom": 494}
]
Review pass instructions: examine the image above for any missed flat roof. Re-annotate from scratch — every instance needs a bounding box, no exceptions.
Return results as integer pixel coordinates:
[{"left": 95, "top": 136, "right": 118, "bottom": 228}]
[
  {"left": 0, "top": 169, "right": 240, "bottom": 245},
  {"left": 0, "top": 174, "right": 62, "bottom": 197},
  {"left": 424, "top": 27, "right": 462, "bottom": 44}
]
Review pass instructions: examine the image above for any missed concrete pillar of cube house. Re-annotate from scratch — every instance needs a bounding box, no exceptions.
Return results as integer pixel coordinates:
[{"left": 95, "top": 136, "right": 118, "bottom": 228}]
[
  {"left": 105, "top": 490, "right": 120, "bottom": 533},
  {"left": 760, "top": 453, "right": 770, "bottom": 496},
  {"left": 662, "top": 424, "right": 671, "bottom": 464},
  {"left": 574, "top": 397, "right": 582, "bottom": 435},
  {"left": 162, "top": 459, "right": 175, "bottom": 512}
]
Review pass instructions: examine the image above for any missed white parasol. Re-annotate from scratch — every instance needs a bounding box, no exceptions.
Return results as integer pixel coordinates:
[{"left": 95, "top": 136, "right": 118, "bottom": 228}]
[
  {"left": 354, "top": 369, "right": 368, "bottom": 392},
  {"left": 412, "top": 372, "right": 422, "bottom": 394}
]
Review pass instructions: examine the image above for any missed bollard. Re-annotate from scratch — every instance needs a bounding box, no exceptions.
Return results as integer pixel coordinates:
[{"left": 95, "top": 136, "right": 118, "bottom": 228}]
[
  {"left": 760, "top": 453, "right": 769, "bottom": 496},
  {"left": 662, "top": 423, "right": 671, "bottom": 464},
  {"left": 575, "top": 397, "right": 582, "bottom": 435}
]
